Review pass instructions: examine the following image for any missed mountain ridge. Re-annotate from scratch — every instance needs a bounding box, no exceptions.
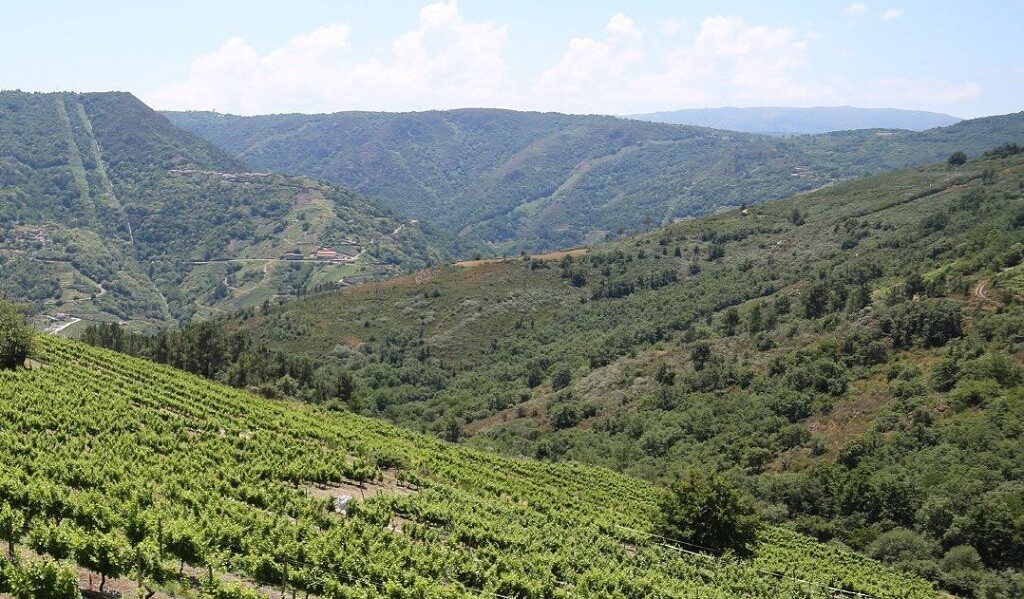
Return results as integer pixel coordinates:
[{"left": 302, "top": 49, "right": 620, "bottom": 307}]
[
  {"left": 165, "top": 107, "right": 1024, "bottom": 252},
  {"left": 0, "top": 91, "right": 466, "bottom": 327},
  {"left": 629, "top": 105, "right": 962, "bottom": 134}
]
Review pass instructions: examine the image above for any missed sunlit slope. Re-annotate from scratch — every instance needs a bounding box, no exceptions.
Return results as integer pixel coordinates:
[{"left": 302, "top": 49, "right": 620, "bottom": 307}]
[
  {"left": 0, "top": 336, "right": 933, "bottom": 598},
  {"left": 166, "top": 107, "right": 1024, "bottom": 251},
  {"left": 0, "top": 91, "right": 464, "bottom": 326}
]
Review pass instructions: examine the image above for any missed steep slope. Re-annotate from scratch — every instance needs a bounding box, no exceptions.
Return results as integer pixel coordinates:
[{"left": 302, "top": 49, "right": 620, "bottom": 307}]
[
  {"left": 630, "top": 106, "right": 961, "bottom": 134},
  {"left": 0, "top": 92, "right": 466, "bottom": 327},
  {"left": 106, "top": 150, "right": 1024, "bottom": 596},
  {"left": 165, "top": 108, "right": 1024, "bottom": 252},
  {"left": 0, "top": 335, "right": 934, "bottom": 598}
]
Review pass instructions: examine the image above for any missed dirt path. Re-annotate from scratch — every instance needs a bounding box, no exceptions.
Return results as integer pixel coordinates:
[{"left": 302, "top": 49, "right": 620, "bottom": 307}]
[
  {"left": 46, "top": 316, "right": 81, "bottom": 334},
  {"left": 975, "top": 278, "right": 993, "bottom": 303}
]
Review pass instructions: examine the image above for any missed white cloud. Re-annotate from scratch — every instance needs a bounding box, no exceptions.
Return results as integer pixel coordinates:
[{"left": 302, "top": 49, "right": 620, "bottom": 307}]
[
  {"left": 843, "top": 3, "right": 870, "bottom": 17},
  {"left": 881, "top": 8, "right": 904, "bottom": 20},
  {"left": 145, "top": 1, "right": 509, "bottom": 114},
  {"left": 606, "top": 13, "right": 643, "bottom": 41},
  {"left": 144, "top": 4, "right": 983, "bottom": 117},
  {"left": 533, "top": 15, "right": 814, "bottom": 113},
  {"left": 660, "top": 18, "right": 687, "bottom": 37}
]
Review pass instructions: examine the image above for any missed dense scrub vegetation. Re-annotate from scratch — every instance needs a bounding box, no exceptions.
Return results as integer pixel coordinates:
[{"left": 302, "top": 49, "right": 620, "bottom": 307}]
[
  {"left": 0, "top": 335, "right": 934, "bottom": 598},
  {"left": 90, "top": 151, "right": 1024, "bottom": 596},
  {"left": 0, "top": 301, "right": 32, "bottom": 369},
  {"left": 166, "top": 108, "right": 1024, "bottom": 252},
  {"left": 0, "top": 91, "right": 467, "bottom": 327}
]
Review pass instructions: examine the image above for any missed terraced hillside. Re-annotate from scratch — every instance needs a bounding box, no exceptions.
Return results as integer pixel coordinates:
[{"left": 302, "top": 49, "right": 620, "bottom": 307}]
[
  {"left": 0, "top": 91, "right": 465, "bottom": 328},
  {"left": 102, "top": 149, "right": 1024, "bottom": 596},
  {"left": 0, "top": 336, "right": 935, "bottom": 598},
  {"left": 166, "top": 108, "right": 1024, "bottom": 252}
]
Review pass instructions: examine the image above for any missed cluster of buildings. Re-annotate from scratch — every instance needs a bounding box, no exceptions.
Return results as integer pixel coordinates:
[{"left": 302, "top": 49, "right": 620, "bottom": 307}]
[{"left": 280, "top": 247, "right": 360, "bottom": 262}]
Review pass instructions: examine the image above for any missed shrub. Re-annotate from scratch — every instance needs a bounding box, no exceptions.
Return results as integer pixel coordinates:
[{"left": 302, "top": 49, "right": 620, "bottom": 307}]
[
  {"left": 549, "top": 403, "right": 581, "bottom": 430},
  {"left": 551, "top": 367, "right": 572, "bottom": 390},
  {"left": 655, "top": 470, "right": 760, "bottom": 556},
  {"left": 949, "top": 378, "right": 1001, "bottom": 410},
  {"left": 0, "top": 301, "right": 33, "bottom": 369},
  {"left": 867, "top": 528, "right": 938, "bottom": 565},
  {"left": 9, "top": 560, "right": 80, "bottom": 599}
]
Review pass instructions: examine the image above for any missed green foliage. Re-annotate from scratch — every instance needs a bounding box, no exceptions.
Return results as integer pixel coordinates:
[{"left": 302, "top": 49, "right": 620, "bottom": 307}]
[
  {"left": 0, "top": 91, "right": 468, "bottom": 326},
  {"left": 880, "top": 299, "right": 963, "bottom": 349},
  {"left": 0, "top": 300, "right": 32, "bottom": 369},
  {"left": 656, "top": 471, "right": 760, "bottom": 556},
  {"left": 8, "top": 560, "right": 80, "bottom": 599},
  {"left": 983, "top": 143, "right": 1023, "bottom": 159},
  {"left": 549, "top": 402, "right": 581, "bottom": 430},
  {"left": 83, "top": 151, "right": 1024, "bottom": 596},
  {"left": 166, "top": 108, "right": 1024, "bottom": 252},
  {"left": 550, "top": 366, "right": 572, "bottom": 390},
  {"left": 948, "top": 150, "right": 968, "bottom": 166},
  {"left": 0, "top": 335, "right": 934, "bottom": 598}
]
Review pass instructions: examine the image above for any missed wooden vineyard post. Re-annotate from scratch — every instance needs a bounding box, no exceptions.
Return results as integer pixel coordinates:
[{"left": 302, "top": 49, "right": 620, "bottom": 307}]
[
  {"left": 136, "top": 546, "right": 144, "bottom": 599},
  {"left": 5, "top": 516, "right": 12, "bottom": 561},
  {"left": 156, "top": 518, "right": 164, "bottom": 560}
]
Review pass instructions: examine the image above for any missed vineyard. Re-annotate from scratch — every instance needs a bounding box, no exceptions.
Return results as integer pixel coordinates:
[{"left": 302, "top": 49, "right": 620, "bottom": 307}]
[{"left": 0, "top": 336, "right": 934, "bottom": 598}]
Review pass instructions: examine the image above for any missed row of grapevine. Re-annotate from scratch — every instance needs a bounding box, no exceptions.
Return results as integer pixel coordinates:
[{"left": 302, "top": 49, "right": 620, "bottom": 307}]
[{"left": 0, "top": 336, "right": 935, "bottom": 598}]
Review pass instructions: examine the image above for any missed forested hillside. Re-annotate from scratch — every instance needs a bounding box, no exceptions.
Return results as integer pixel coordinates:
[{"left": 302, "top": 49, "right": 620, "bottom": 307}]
[
  {"left": 0, "top": 334, "right": 935, "bottom": 598},
  {"left": 94, "top": 149, "right": 1024, "bottom": 596},
  {"left": 0, "top": 91, "right": 466, "bottom": 328},
  {"left": 165, "top": 108, "right": 1024, "bottom": 252}
]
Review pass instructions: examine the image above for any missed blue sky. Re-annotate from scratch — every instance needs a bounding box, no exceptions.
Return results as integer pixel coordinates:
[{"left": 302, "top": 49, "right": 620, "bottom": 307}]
[{"left": 3, "top": 1, "right": 1021, "bottom": 117}]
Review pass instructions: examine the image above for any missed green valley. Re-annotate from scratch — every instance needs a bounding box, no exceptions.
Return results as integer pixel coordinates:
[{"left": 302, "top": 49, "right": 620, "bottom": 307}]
[{"left": 165, "top": 108, "right": 1024, "bottom": 252}]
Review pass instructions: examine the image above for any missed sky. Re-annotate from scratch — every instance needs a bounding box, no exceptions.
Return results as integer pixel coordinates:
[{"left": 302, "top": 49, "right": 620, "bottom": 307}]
[{"left": 2, "top": 1, "right": 1021, "bottom": 118}]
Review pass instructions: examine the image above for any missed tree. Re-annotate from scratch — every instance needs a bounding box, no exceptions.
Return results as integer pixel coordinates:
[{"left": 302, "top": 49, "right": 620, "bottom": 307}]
[
  {"left": 550, "top": 402, "right": 580, "bottom": 430},
  {"left": 441, "top": 417, "right": 463, "bottom": 443},
  {"left": 948, "top": 151, "right": 967, "bottom": 166},
  {"left": 656, "top": 470, "right": 760, "bottom": 556},
  {"left": 551, "top": 367, "right": 572, "bottom": 390},
  {"left": 0, "top": 301, "right": 33, "bottom": 370},
  {"left": 690, "top": 342, "right": 712, "bottom": 371}
]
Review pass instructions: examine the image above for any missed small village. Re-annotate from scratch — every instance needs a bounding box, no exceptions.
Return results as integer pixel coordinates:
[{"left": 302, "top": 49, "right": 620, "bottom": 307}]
[{"left": 280, "top": 245, "right": 362, "bottom": 263}]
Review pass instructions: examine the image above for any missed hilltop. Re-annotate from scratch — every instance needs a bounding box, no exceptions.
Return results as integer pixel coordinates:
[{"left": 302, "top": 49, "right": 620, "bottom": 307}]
[
  {"left": 629, "top": 106, "right": 962, "bottom": 135},
  {"left": 0, "top": 91, "right": 466, "bottom": 328},
  {"left": 0, "top": 335, "right": 935, "bottom": 598},
  {"left": 101, "top": 150, "right": 1024, "bottom": 596},
  {"left": 165, "top": 107, "right": 1024, "bottom": 252}
]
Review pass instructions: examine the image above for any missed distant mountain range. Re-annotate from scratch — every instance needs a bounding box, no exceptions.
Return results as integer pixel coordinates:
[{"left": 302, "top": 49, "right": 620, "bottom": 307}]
[
  {"left": 0, "top": 91, "right": 465, "bottom": 326},
  {"left": 166, "top": 108, "right": 1024, "bottom": 252},
  {"left": 629, "top": 106, "right": 962, "bottom": 134}
]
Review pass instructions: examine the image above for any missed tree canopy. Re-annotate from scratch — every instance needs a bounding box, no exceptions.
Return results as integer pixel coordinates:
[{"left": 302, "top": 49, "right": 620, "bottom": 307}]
[
  {"left": 656, "top": 470, "right": 761, "bottom": 556},
  {"left": 0, "top": 301, "right": 32, "bottom": 369}
]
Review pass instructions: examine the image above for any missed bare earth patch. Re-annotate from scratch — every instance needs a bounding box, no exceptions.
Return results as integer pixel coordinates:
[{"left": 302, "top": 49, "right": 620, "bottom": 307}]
[
  {"left": 302, "top": 473, "right": 419, "bottom": 503},
  {"left": 455, "top": 247, "right": 588, "bottom": 268}
]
